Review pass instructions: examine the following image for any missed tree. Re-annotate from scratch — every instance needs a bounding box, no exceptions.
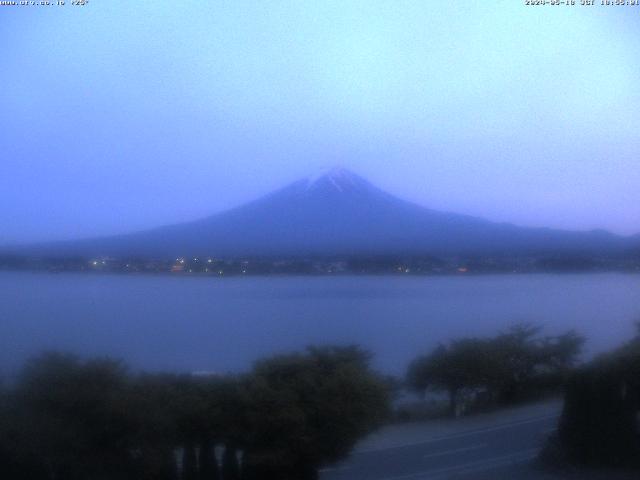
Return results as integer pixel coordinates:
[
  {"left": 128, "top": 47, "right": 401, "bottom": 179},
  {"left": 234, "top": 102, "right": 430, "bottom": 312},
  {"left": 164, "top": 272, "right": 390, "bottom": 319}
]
[
  {"left": 9, "top": 352, "right": 136, "bottom": 480},
  {"left": 407, "top": 325, "right": 585, "bottom": 415},
  {"left": 486, "top": 324, "right": 544, "bottom": 403},
  {"left": 558, "top": 366, "right": 638, "bottom": 466},
  {"left": 242, "top": 346, "right": 390, "bottom": 479},
  {"left": 2, "top": 347, "right": 390, "bottom": 479},
  {"left": 407, "top": 339, "right": 491, "bottom": 416},
  {"left": 557, "top": 335, "right": 640, "bottom": 468}
]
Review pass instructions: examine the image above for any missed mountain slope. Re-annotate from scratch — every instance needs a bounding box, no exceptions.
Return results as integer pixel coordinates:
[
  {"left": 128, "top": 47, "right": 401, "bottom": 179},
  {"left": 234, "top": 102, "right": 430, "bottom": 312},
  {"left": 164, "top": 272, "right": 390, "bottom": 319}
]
[{"left": 11, "top": 168, "right": 639, "bottom": 258}]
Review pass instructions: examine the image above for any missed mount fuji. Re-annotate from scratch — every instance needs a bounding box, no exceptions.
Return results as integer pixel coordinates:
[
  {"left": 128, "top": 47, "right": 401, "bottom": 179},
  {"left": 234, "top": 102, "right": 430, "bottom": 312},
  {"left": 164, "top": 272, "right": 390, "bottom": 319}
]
[{"left": 12, "top": 168, "right": 639, "bottom": 258}]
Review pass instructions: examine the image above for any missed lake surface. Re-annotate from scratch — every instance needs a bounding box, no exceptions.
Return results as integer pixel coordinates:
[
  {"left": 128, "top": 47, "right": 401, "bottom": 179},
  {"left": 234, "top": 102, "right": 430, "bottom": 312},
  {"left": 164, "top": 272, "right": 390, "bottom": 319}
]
[{"left": 1, "top": 272, "right": 639, "bottom": 377}]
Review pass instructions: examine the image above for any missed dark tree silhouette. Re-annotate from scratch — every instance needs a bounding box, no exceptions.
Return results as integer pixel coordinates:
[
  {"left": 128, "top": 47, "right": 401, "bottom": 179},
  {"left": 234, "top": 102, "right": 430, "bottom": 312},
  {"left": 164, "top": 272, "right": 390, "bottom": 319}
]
[
  {"left": 6, "top": 353, "right": 136, "bottom": 479},
  {"left": 242, "top": 346, "right": 390, "bottom": 479},
  {"left": 407, "top": 325, "right": 584, "bottom": 416},
  {"left": 1, "top": 347, "right": 389, "bottom": 480},
  {"left": 407, "top": 339, "right": 489, "bottom": 416},
  {"left": 556, "top": 329, "right": 640, "bottom": 468}
]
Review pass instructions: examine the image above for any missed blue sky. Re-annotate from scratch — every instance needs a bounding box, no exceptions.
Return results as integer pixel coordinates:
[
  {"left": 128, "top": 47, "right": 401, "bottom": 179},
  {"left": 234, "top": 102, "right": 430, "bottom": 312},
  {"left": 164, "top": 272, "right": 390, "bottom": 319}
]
[{"left": 1, "top": 1, "right": 639, "bottom": 243}]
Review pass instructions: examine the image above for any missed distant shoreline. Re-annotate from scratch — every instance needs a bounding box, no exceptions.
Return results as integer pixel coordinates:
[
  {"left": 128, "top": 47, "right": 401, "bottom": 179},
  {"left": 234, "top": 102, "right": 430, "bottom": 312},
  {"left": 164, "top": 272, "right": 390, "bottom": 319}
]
[
  {"left": 1, "top": 266, "right": 639, "bottom": 278},
  {"left": 2, "top": 252, "right": 639, "bottom": 278}
]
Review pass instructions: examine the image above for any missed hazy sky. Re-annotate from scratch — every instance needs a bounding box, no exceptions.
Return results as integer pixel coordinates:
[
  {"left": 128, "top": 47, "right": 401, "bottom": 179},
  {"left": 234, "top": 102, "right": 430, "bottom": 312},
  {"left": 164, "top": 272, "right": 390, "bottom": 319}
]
[{"left": 1, "top": 1, "right": 639, "bottom": 244}]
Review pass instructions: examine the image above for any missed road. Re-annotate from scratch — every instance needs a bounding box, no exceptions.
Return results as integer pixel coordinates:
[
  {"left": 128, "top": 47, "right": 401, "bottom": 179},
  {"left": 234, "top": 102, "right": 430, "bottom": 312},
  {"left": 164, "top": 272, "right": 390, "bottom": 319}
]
[{"left": 320, "top": 401, "right": 562, "bottom": 480}]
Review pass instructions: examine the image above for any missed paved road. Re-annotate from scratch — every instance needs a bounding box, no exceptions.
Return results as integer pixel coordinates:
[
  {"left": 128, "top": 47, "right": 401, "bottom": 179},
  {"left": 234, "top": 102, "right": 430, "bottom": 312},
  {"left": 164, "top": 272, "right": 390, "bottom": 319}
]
[{"left": 320, "top": 404, "right": 560, "bottom": 480}]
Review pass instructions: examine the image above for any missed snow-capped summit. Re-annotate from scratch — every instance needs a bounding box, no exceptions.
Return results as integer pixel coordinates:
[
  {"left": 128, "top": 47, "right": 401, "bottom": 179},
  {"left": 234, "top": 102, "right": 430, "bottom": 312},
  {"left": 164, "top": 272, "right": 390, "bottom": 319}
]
[{"left": 304, "top": 166, "right": 373, "bottom": 194}]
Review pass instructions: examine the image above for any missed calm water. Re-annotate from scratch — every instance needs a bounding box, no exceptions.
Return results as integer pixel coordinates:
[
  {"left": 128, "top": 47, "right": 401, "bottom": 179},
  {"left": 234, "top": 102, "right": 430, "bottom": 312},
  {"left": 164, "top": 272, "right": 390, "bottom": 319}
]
[{"left": 1, "top": 272, "right": 639, "bottom": 376}]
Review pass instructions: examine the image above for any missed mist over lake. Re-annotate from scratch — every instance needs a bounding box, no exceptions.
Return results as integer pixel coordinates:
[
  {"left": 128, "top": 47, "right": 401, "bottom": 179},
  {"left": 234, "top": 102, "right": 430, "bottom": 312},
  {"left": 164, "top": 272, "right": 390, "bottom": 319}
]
[{"left": 1, "top": 272, "right": 638, "bottom": 377}]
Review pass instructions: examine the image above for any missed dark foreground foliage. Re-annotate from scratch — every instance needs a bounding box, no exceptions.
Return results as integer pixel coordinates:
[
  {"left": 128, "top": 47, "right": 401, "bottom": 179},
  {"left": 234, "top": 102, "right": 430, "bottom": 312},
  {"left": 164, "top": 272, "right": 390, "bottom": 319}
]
[
  {"left": 406, "top": 324, "right": 584, "bottom": 416},
  {"left": 550, "top": 325, "right": 640, "bottom": 469},
  {"left": 0, "top": 346, "right": 390, "bottom": 480}
]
